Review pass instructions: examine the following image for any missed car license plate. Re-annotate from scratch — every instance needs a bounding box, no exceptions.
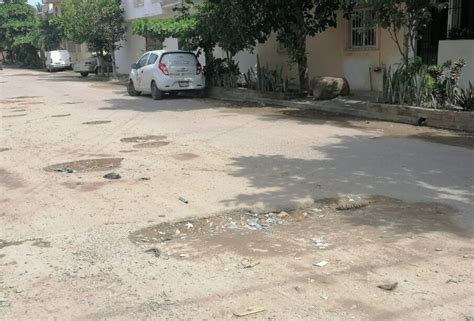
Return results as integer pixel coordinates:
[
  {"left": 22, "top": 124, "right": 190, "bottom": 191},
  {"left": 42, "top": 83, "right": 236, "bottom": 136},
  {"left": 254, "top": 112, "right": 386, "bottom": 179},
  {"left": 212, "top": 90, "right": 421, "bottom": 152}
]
[{"left": 179, "top": 81, "right": 189, "bottom": 88}]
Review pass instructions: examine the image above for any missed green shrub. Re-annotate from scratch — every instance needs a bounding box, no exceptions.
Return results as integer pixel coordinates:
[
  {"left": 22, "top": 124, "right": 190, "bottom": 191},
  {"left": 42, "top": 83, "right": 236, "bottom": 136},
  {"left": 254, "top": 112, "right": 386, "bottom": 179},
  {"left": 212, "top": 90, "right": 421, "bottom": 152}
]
[{"left": 455, "top": 82, "right": 474, "bottom": 111}]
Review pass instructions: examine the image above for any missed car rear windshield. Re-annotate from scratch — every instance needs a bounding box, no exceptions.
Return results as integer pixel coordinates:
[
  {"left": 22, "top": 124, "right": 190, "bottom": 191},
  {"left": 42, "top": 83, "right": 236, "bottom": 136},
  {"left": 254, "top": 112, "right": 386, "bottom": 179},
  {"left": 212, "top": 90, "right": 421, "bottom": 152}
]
[{"left": 160, "top": 53, "right": 197, "bottom": 66}]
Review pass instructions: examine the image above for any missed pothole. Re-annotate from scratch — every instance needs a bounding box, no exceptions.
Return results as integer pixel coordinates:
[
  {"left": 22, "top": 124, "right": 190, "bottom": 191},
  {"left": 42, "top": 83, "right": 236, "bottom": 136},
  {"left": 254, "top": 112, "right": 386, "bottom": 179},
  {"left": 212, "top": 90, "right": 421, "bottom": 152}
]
[
  {"left": 18, "top": 102, "right": 44, "bottom": 106},
  {"left": 130, "top": 196, "right": 467, "bottom": 260},
  {"left": 2, "top": 114, "right": 27, "bottom": 118},
  {"left": 82, "top": 121, "right": 112, "bottom": 125},
  {"left": 120, "top": 135, "right": 167, "bottom": 143},
  {"left": 129, "top": 197, "right": 345, "bottom": 245},
  {"left": 172, "top": 153, "right": 199, "bottom": 161},
  {"left": 44, "top": 158, "right": 123, "bottom": 173},
  {"left": 52, "top": 114, "right": 71, "bottom": 118},
  {"left": 6, "top": 96, "right": 43, "bottom": 100},
  {"left": 63, "top": 102, "right": 84, "bottom": 105},
  {"left": 134, "top": 141, "right": 170, "bottom": 149}
]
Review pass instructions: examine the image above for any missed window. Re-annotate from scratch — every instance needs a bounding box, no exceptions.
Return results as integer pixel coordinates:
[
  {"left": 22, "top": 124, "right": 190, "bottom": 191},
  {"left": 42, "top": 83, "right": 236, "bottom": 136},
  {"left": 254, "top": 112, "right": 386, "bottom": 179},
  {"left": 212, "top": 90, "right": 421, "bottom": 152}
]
[
  {"left": 160, "top": 53, "right": 198, "bottom": 66},
  {"left": 133, "top": 0, "right": 144, "bottom": 8},
  {"left": 137, "top": 54, "right": 149, "bottom": 68},
  {"left": 146, "top": 37, "right": 163, "bottom": 51},
  {"left": 350, "top": 9, "right": 377, "bottom": 48},
  {"left": 148, "top": 53, "right": 158, "bottom": 65}
]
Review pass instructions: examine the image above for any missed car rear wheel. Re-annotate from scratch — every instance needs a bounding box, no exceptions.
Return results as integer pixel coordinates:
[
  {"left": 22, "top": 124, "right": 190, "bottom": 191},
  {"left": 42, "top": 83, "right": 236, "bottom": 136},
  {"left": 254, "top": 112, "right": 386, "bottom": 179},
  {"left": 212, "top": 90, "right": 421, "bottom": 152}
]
[
  {"left": 80, "top": 72, "right": 89, "bottom": 77},
  {"left": 151, "top": 81, "right": 163, "bottom": 100},
  {"left": 127, "top": 80, "right": 141, "bottom": 97}
]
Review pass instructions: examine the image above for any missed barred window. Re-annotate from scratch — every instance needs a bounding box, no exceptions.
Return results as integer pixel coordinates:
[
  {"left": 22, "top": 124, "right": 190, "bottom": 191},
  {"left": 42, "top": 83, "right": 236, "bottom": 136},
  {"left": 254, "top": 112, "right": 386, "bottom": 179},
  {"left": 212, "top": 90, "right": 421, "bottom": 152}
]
[{"left": 350, "top": 9, "right": 377, "bottom": 48}]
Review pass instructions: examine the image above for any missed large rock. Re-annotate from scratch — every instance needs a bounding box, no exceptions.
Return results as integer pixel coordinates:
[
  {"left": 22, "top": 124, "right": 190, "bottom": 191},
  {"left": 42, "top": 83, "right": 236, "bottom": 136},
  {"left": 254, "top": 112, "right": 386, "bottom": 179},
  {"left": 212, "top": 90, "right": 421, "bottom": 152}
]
[{"left": 310, "top": 77, "right": 350, "bottom": 100}]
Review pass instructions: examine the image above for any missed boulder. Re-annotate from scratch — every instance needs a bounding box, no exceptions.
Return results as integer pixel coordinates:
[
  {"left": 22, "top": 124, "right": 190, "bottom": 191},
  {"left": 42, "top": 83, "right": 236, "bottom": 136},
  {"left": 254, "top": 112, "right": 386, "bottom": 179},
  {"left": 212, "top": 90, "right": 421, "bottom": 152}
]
[{"left": 310, "top": 77, "right": 350, "bottom": 100}]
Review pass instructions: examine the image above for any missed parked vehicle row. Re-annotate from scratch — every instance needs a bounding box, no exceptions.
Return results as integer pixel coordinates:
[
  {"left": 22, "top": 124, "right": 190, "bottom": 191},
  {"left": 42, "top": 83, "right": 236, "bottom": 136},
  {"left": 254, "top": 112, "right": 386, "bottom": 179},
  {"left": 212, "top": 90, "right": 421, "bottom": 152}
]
[{"left": 43, "top": 49, "right": 206, "bottom": 100}]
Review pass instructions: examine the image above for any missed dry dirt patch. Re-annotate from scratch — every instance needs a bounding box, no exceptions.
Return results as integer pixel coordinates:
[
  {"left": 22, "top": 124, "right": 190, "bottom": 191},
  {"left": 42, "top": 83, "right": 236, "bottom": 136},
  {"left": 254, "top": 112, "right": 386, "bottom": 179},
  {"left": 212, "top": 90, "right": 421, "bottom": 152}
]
[{"left": 44, "top": 158, "right": 123, "bottom": 173}]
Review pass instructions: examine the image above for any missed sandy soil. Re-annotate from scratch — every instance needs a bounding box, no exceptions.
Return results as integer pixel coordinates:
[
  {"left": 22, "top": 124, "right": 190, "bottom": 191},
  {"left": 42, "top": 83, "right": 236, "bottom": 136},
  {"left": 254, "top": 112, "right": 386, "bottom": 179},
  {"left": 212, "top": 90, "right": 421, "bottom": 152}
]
[{"left": 0, "top": 69, "right": 473, "bottom": 320}]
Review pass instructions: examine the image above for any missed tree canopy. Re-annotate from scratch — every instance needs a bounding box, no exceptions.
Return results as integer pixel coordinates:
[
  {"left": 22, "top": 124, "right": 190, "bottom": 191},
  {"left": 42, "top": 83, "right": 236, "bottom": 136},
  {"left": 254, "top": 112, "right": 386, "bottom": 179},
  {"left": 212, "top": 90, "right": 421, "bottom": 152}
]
[
  {"left": 133, "top": 0, "right": 354, "bottom": 91},
  {"left": 60, "top": 0, "right": 126, "bottom": 76},
  {"left": 0, "top": 0, "right": 40, "bottom": 65}
]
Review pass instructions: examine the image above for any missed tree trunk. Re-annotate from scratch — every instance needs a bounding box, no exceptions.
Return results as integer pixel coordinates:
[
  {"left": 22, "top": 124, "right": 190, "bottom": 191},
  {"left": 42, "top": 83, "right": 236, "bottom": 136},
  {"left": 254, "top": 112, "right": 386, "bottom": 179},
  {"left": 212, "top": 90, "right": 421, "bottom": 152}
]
[
  {"left": 297, "top": 37, "right": 308, "bottom": 92},
  {"left": 110, "top": 42, "right": 117, "bottom": 79},
  {"left": 402, "top": 31, "right": 410, "bottom": 65},
  {"left": 204, "top": 48, "right": 214, "bottom": 87}
]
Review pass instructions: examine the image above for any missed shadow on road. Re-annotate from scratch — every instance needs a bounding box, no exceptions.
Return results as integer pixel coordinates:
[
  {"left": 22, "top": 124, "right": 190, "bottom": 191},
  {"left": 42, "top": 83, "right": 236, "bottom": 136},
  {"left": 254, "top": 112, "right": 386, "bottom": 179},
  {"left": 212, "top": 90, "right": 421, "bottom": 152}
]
[{"left": 221, "top": 135, "right": 474, "bottom": 234}]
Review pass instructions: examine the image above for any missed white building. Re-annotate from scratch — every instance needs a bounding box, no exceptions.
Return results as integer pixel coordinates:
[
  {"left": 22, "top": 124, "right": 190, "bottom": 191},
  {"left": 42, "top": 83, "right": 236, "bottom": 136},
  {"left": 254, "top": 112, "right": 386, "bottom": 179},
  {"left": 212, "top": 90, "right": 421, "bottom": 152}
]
[
  {"left": 115, "top": 0, "right": 180, "bottom": 75},
  {"left": 115, "top": 0, "right": 256, "bottom": 75}
]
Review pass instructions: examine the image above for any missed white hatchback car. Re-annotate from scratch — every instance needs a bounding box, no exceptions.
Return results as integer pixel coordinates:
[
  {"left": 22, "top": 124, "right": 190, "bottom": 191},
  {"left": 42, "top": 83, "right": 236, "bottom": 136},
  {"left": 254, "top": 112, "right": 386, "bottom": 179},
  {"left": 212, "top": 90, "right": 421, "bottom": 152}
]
[{"left": 127, "top": 50, "right": 205, "bottom": 99}]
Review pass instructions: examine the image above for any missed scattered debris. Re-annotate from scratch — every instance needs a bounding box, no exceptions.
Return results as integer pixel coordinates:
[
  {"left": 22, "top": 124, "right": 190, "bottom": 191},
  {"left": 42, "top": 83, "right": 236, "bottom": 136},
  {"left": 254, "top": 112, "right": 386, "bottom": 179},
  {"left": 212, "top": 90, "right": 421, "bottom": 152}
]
[
  {"left": 312, "top": 238, "right": 330, "bottom": 249},
  {"left": 446, "top": 278, "right": 463, "bottom": 284},
  {"left": 241, "top": 258, "right": 260, "bottom": 269},
  {"left": 186, "top": 222, "right": 194, "bottom": 229},
  {"left": 55, "top": 167, "right": 75, "bottom": 174},
  {"left": 463, "top": 254, "right": 474, "bottom": 259},
  {"left": 233, "top": 307, "right": 265, "bottom": 317},
  {"left": 227, "top": 222, "right": 239, "bottom": 230},
  {"left": 435, "top": 248, "right": 443, "bottom": 251},
  {"left": 145, "top": 248, "right": 161, "bottom": 258},
  {"left": 247, "top": 218, "right": 263, "bottom": 230},
  {"left": 377, "top": 282, "right": 398, "bottom": 291},
  {"left": 0, "top": 298, "right": 9, "bottom": 307},
  {"left": 320, "top": 295, "right": 328, "bottom": 300},
  {"left": 139, "top": 177, "right": 151, "bottom": 181},
  {"left": 179, "top": 197, "right": 189, "bottom": 204},
  {"left": 103, "top": 172, "right": 121, "bottom": 180},
  {"left": 313, "top": 260, "right": 329, "bottom": 267},
  {"left": 336, "top": 198, "right": 368, "bottom": 211},
  {"left": 278, "top": 211, "right": 289, "bottom": 219}
]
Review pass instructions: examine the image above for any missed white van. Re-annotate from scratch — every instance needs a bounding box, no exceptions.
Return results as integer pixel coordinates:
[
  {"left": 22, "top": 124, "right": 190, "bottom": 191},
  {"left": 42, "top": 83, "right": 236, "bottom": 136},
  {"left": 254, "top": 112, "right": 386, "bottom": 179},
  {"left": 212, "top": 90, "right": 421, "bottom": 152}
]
[{"left": 45, "top": 50, "right": 72, "bottom": 72}]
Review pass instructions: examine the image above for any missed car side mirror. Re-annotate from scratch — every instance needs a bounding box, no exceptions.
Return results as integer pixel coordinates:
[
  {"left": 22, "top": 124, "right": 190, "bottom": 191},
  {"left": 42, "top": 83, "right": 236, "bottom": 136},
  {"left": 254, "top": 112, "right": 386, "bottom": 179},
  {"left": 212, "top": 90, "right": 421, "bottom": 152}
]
[{"left": 131, "top": 63, "right": 139, "bottom": 70}]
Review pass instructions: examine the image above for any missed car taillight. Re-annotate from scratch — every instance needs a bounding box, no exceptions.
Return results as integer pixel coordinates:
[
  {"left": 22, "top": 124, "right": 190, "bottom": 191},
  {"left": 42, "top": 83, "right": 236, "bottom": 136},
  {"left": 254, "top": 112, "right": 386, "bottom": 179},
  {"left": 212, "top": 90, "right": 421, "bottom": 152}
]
[
  {"left": 196, "top": 63, "right": 202, "bottom": 75},
  {"left": 159, "top": 63, "right": 169, "bottom": 75}
]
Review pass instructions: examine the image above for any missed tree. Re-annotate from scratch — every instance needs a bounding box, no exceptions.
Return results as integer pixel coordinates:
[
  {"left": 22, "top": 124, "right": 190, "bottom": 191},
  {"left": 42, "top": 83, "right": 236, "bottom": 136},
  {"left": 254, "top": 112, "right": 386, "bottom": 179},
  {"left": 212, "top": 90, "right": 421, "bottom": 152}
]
[
  {"left": 255, "top": 0, "right": 355, "bottom": 91},
  {"left": 0, "top": 0, "right": 40, "bottom": 65},
  {"left": 60, "top": 0, "right": 126, "bottom": 77},
  {"left": 359, "top": 0, "right": 447, "bottom": 65},
  {"left": 33, "top": 14, "right": 63, "bottom": 52}
]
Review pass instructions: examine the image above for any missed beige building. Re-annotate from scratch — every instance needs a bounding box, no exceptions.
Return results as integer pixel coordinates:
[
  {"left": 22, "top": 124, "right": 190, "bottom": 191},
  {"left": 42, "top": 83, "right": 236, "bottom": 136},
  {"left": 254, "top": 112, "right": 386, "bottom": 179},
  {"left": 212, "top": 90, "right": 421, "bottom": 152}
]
[
  {"left": 258, "top": 9, "right": 403, "bottom": 92},
  {"left": 258, "top": 1, "right": 474, "bottom": 92}
]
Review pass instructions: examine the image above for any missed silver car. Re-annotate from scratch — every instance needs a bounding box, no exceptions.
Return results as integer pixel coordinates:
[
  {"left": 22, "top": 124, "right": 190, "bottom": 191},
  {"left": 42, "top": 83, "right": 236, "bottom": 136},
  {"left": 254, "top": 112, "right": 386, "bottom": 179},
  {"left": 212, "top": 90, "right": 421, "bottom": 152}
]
[{"left": 127, "top": 50, "right": 205, "bottom": 99}]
